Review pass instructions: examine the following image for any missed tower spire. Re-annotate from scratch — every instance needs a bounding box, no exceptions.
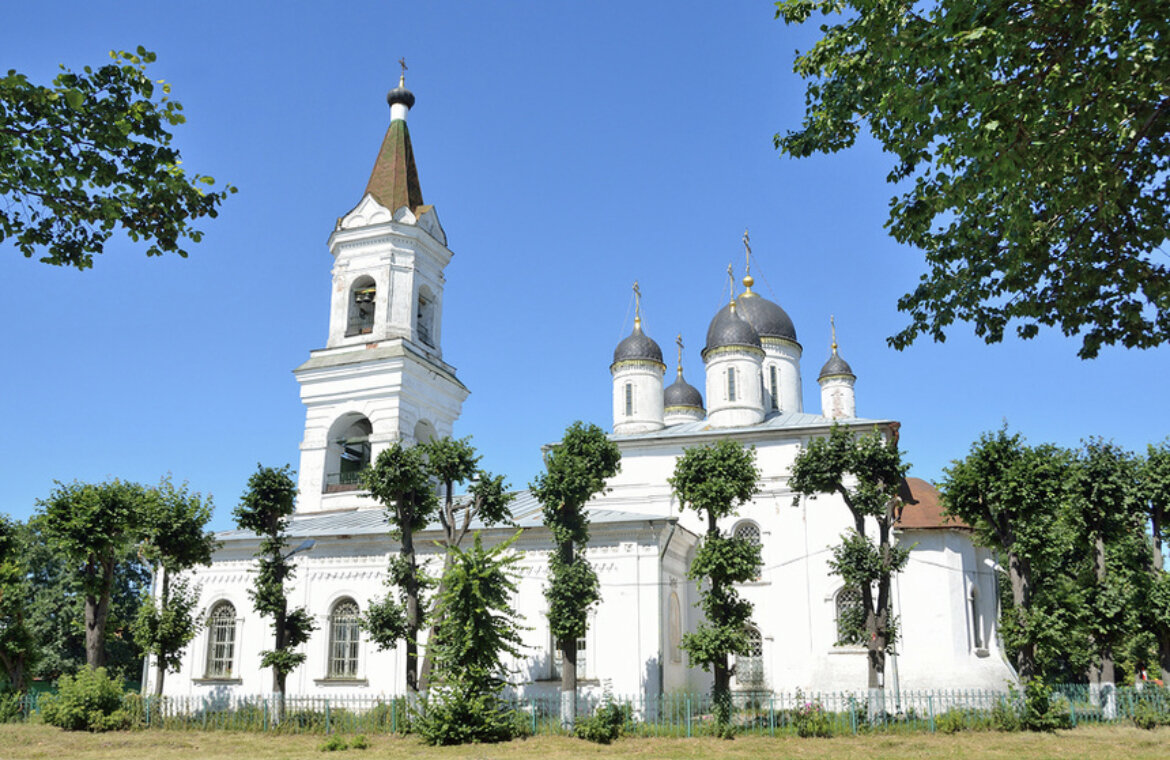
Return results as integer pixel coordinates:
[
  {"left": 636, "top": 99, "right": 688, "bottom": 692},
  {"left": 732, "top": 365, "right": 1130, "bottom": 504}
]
[
  {"left": 831, "top": 314, "right": 838, "bottom": 354},
  {"left": 676, "top": 333, "right": 684, "bottom": 377},
  {"left": 365, "top": 66, "right": 423, "bottom": 213},
  {"left": 726, "top": 263, "right": 737, "bottom": 310}
]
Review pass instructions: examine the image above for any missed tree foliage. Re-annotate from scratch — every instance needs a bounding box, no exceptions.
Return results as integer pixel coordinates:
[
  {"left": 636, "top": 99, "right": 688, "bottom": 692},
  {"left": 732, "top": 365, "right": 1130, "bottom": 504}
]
[
  {"left": 775, "top": 1, "right": 1170, "bottom": 358},
  {"left": 789, "top": 425, "right": 909, "bottom": 695},
  {"left": 1142, "top": 440, "right": 1170, "bottom": 680},
  {"left": 132, "top": 476, "right": 218, "bottom": 696},
  {"left": 0, "top": 516, "right": 37, "bottom": 691},
  {"left": 670, "top": 439, "right": 761, "bottom": 736},
  {"left": 359, "top": 442, "right": 437, "bottom": 693},
  {"left": 532, "top": 421, "right": 621, "bottom": 728},
  {"left": 234, "top": 464, "right": 314, "bottom": 695},
  {"left": 0, "top": 47, "right": 235, "bottom": 269},
  {"left": 416, "top": 533, "right": 527, "bottom": 745},
  {"left": 37, "top": 479, "right": 153, "bottom": 670}
]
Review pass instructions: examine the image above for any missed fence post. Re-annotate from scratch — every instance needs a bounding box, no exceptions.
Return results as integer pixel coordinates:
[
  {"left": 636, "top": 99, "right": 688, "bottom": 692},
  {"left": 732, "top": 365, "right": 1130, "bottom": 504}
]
[
  {"left": 770, "top": 694, "right": 775, "bottom": 737},
  {"left": 686, "top": 694, "right": 692, "bottom": 738},
  {"left": 391, "top": 698, "right": 397, "bottom": 734},
  {"left": 531, "top": 699, "right": 537, "bottom": 735},
  {"left": 325, "top": 698, "right": 331, "bottom": 734},
  {"left": 928, "top": 695, "right": 934, "bottom": 733},
  {"left": 850, "top": 695, "right": 857, "bottom": 735},
  {"left": 263, "top": 699, "right": 269, "bottom": 732}
]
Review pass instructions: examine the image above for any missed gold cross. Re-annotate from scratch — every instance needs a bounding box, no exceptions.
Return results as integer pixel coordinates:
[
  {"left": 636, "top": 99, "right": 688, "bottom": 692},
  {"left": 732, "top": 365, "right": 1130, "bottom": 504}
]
[
  {"left": 726, "top": 263, "right": 735, "bottom": 305},
  {"left": 831, "top": 314, "right": 838, "bottom": 352},
  {"left": 743, "top": 228, "right": 752, "bottom": 275},
  {"left": 676, "top": 334, "right": 684, "bottom": 373},
  {"left": 398, "top": 57, "right": 408, "bottom": 86},
  {"left": 633, "top": 281, "right": 642, "bottom": 326}
]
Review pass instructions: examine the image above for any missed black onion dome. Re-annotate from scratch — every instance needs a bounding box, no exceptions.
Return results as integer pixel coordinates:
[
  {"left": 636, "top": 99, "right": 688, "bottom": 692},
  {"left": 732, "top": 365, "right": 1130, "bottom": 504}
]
[
  {"left": 387, "top": 84, "right": 416, "bottom": 110},
  {"left": 819, "top": 352, "right": 855, "bottom": 380},
  {"left": 705, "top": 303, "right": 762, "bottom": 353},
  {"left": 736, "top": 293, "right": 798, "bottom": 342},
  {"left": 613, "top": 323, "right": 664, "bottom": 365},
  {"left": 664, "top": 374, "right": 704, "bottom": 409}
]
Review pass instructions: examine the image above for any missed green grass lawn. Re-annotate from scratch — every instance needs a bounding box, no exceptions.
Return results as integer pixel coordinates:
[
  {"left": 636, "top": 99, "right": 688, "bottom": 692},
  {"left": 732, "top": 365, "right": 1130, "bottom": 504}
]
[{"left": 1, "top": 723, "right": 1168, "bottom": 760}]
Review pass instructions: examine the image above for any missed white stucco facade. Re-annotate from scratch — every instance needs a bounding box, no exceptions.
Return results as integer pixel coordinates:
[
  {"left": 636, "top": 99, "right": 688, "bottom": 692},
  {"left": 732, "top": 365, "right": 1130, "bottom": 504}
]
[{"left": 159, "top": 84, "right": 1016, "bottom": 704}]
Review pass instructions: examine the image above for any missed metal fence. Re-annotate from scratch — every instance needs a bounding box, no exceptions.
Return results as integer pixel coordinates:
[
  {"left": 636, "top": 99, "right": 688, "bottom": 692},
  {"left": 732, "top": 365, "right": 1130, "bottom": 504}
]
[{"left": 7, "top": 684, "right": 1169, "bottom": 736}]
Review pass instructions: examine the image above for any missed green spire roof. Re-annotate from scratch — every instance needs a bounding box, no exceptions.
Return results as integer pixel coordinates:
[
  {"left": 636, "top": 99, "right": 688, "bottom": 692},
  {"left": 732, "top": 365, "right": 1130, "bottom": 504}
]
[{"left": 364, "top": 116, "right": 424, "bottom": 213}]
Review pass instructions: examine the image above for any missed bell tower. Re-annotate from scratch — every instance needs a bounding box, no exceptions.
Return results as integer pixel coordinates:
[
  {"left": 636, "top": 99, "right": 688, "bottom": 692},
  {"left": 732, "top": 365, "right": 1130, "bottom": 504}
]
[{"left": 293, "top": 71, "right": 469, "bottom": 513}]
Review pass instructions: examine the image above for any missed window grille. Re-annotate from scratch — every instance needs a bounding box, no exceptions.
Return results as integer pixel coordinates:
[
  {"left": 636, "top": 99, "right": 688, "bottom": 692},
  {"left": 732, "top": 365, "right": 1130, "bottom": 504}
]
[
  {"left": 727, "top": 368, "right": 737, "bottom": 402},
  {"left": 552, "top": 635, "right": 587, "bottom": 680},
  {"left": 736, "top": 626, "right": 764, "bottom": 685},
  {"left": 328, "top": 599, "right": 361, "bottom": 678},
  {"left": 205, "top": 602, "right": 237, "bottom": 678},
  {"left": 733, "top": 521, "right": 761, "bottom": 546},
  {"left": 624, "top": 383, "right": 633, "bottom": 416},
  {"left": 769, "top": 365, "right": 779, "bottom": 410},
  {"left": 835, "top": 587, "right": 866, "bottom": 646},
  {"left": 970, "top": 589, "right": 983, "bottom": 648}
]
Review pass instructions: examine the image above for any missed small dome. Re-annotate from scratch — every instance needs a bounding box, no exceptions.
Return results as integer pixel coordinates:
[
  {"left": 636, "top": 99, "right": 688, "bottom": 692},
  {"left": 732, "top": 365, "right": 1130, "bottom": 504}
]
[
  {"left": 819, "top": 351, "right": 855, "bottom": 380},
  {"left": 704, "top": 303, "right": 761, "bottom": 353},
  {"left": 613, "top": 322, "right": 663, "bottom": 365},
  {"left": 387, "top": 84, "right": 416, "bottom": 110},
  {"left": 664, "top": 373, "right": 704, "bottom": 409},
  {"left": 736, "top": 292, "right": 798, "bottom": 342}
]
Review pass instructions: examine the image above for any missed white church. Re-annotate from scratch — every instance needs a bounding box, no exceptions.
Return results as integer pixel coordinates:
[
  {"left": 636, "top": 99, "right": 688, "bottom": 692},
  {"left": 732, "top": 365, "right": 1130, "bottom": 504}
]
[{"left": 157, "top": 79, "right": 1016, "bottom": 702}]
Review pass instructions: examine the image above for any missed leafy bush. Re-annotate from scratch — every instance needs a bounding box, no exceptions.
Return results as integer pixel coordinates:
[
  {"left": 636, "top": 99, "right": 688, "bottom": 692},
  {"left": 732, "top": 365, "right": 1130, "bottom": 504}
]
[
  {"left": 991, "top": 695, "right": 1020, "bottom": 732},
  {"left": 319, "top": 734, "right": 348, "bottom": 751},
  {"left": 794, "top": 696, "right": 832, "bottom": 738},
  {"left": 413, "top": 687, "right": 523, "bottom": 746},
  {"left": 1020, "top": 681, "right": 1069, "bottom": 732},
  {"left": 39, "top": 667, "right": 130, "bottom": 732},
  {"left": 575, "top": 701, "right": 630, "bottom": 744},
  {"left": 350, "top": 734, "right": 370, "bottom": 749},
  {"left": 935, "top": 708, "right": 967, "bottom": 734},
  {"left": 0, "top": 691, "right": 26, "bottom": 723},
  {"left": 1133, "top": 699, "right": 1170, "bottom": 730}
]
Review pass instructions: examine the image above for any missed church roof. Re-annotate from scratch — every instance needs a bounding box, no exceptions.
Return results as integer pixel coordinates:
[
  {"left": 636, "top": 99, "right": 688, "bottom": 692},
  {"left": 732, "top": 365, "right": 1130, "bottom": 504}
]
[
  {"left": 896, "top": 477, "right": 969, "bottom": 531},
  {"left": 610, "top": 409, "right": 889, "bottom": 441},
  {"left": 704, "top": 303, "right": 761, "bottom": 354},
  {"left": 613, "top": 322, "right": 664, "bottom": 365},
  {"left": 736, "top": 292, "right": 798, "bottom": 343},
  {"left": 213, "top": 490, "right": 670, "bottom": 543},
  {"left": 818, "top": 351, "right": 855, "bottom": 379},
  {"left": 364, "top": 89, "right": 424, "bottom": 213},
  {"left": 663, "top": 372, "right": 703, "bottom": 409}
]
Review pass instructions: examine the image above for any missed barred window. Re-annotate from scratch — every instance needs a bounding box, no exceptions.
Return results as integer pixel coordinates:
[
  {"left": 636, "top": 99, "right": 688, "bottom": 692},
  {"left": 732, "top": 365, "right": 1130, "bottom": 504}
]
[
  {"left": 552, "top": 635, "right": 588, "bottom": 680},
  {"left": 735, "top": 626, "right": 764, "bottom": 686},
  {"left": 205, "top": 601, "right": 237, "bottom": 678},
  {"left": 733, "top": 521, "right": 761, "bottom": 546},
  {"left": 835, "top": 587, "right": 866, "bottom": 646},
  {"left": 970, "top": 588, "right": 983, "bottom": 649},
  {"left": 624, "top": 383, "right": 633, "bottom": 416},
  {"left": 328, "top": 598, "right": 361, "bottom": 678},
  {"left": 769, "top": 365, "right": 779, "bottom": 410},
  {"left": 727, "top": 368, "right": 737, "bottom": 402}
]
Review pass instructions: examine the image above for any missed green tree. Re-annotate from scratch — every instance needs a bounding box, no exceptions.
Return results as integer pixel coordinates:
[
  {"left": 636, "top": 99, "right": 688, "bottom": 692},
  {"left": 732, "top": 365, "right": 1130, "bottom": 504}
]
[
  {"left": 233, "top": 465, "right": 315, "bottom": 698},
  {"left": 416, "top": 533, "right": 526, "bottom": 745},
  {"left": 1139, "top": 440, "right": 1170, "bottom": 681},
  {"left": 0, "top": 47, "right": 235, "bottom": 269},
  {"left": 532, "top": 421, "right": 621, "bottom": 729},
  {"left": 417, "top": 436, "right": 514, "bottom": 687},
  {"left": 0, "top": 516, "right": 37, "bottom": 691},
  {"left": 669, "top": 439, "right": 761, "bottom": 737},
  {"left": 774, "top": 1, "right": 1169, "bottom": 359},
  {"left": 360, "top": 442, "right": 437, "bottom": 695},
  {"left": 789, "top": 425, "right": 909, "bottom": 709},
  {"left": 940, "top": 429, "right": 1078, "bottom": 681},
  {"left": 37, "top": 479, "right": 152, "bottom": 669},
  {"left": 132, "top": 476, "right": 218, "bottom": 696}
]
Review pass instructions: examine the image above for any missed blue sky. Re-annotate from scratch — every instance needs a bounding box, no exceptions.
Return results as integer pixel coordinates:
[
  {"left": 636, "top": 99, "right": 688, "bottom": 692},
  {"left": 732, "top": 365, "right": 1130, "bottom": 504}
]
[{"left": 3, "top": 1, "right": 1167, "bottom": 531}]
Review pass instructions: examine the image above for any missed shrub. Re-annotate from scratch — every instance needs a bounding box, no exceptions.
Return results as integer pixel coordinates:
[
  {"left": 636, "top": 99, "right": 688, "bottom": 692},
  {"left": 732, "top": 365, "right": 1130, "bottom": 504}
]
[
  {"left": 350, "top": 733, "right": 370, "bottom": 749},
  {"left": 575, "top": 701, "right": 629, "bottom": 744},
  {"left": 794, "top": 696, "right": 832, "bottom": 738},
  {"left": 318, "top": 734, "right": 348, "bottom": 751},
  {"left": 0, "top": 691, "right": 26, "bottom": 723},
  {"left": 1020, "top": 680, "right": 1069, "bottom": 732},
  {"left": 413, "top": 687, "right": 523, "bottom": 745},
  {"left": 39, "top": 667, "right": 130, "bottom": 732},
  {"left": 991, "top": 693, "right": 1020, "bottom": 732},
  {"left": 1133, "top": 699, "right": 1170, "bottom": 730},
  {"left": 935, "top": 708, "right": 967, "bottom": 734}
]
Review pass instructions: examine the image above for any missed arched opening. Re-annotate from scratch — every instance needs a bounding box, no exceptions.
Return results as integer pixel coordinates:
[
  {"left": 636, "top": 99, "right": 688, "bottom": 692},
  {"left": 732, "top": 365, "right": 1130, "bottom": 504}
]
[
  {"left": 735, "top": 625, "right": 764, "bottom": 688},
  {"left": 413, "top": 419, "right": 436, "bottom": 445},
  {"left": 769, "top": 365, "right": 779, "bottom": 411},
  {"left": 328, "top": 598, "right": 361, "bottom": 678},
  {"left": 346, "top": 276, "right": 377, "bottom": 337},
  {"left": 204, "top": 601, "right": 237, "bottom": 679},
  {"left": 416, "top": 285, "right": 435, "bottom": 347},
  {"left": 325, "top": 414, "right": 372, "bottom": 492}
]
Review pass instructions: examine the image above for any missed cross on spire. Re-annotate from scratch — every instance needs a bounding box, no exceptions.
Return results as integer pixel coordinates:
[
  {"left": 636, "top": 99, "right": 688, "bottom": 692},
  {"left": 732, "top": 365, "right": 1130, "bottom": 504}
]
[
  {"left": 726, "top": 263, "right": 736, "bottom": 307},
  {"left": 831, "top": 314, "right": 838, "bottom": 353},
  {"left": 398, "top": 57, "right": 408, "bottom": 86},
  {"left": 676, "top": 333, "right": 684, "bottom": 376},
  {"left": 743, "top": 228, "right": 752, "bottom": 275},
  {"left": 633, "top": 280, "right": 642, "bottom": 328}
]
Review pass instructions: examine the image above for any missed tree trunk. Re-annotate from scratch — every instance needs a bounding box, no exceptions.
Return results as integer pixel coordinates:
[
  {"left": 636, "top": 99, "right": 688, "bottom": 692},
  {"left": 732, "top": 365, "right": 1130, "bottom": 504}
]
[
  {"left": 1007, "top": 551, "right": 1035, "bottom": 682},
  {"left": 153, "top": 569, "right": 169, "bottom": 697},
  {"left": 85, "top": 558, "right": 115, "bottom": 669},
  {"left": 402, "top": 517, "right": 420, "bottom": 694},
  {"left": 1091, "top": 535, "right": 1116, "bottom": 685},
  {"left": 559, "top": 541, "right": 577, "bottom": 729},
  {"left": 418, "top": 550, "right": 456, "bottom": 689},
  {"left": 712, "top": 655, "right": 731, "bottom": 730}
]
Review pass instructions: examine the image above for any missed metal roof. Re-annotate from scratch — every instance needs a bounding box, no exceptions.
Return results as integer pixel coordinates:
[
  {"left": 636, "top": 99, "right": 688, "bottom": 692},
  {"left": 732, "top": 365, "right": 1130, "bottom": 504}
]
[{"left": 609, "top": 409, "right": 891, "bottom": 441}]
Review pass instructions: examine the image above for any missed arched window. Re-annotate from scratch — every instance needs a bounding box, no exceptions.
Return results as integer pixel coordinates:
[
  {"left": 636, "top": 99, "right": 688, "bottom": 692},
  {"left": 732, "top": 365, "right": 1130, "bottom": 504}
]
[
  {"left": 205, "top": 601, "right": 237, "bottom": 678},
  {"left": 727, "top": 368, "right": 737, "bottom": 402},
  {"left": 328, "top": 598, "right": 361, "bottom": 678},
  {"left": 735, "top": 626, "right": 764, "bottom": 686},
  {"left": 835, "top": 587, "right": 866, "bottom": 646},
  {"left": 624, "top": 383, "right": 634, "bottom": 416},
  {"left": 668, "top": 591, "right": 682, "bottom": 664},
  {"left": 733, "top": 520, "right": 761, "bottom": 547},
  {"left": 970, "top": 587, "right": 983, "bottom": 649},
  {"left": 328, "top": 417, "right": 371, "bottom": 491},
  {"left": 346, "top": 276, "right": 376, "bottom": 337},
  {"left": 769, "top": 365, "right": 779, "bottom": 411}
]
